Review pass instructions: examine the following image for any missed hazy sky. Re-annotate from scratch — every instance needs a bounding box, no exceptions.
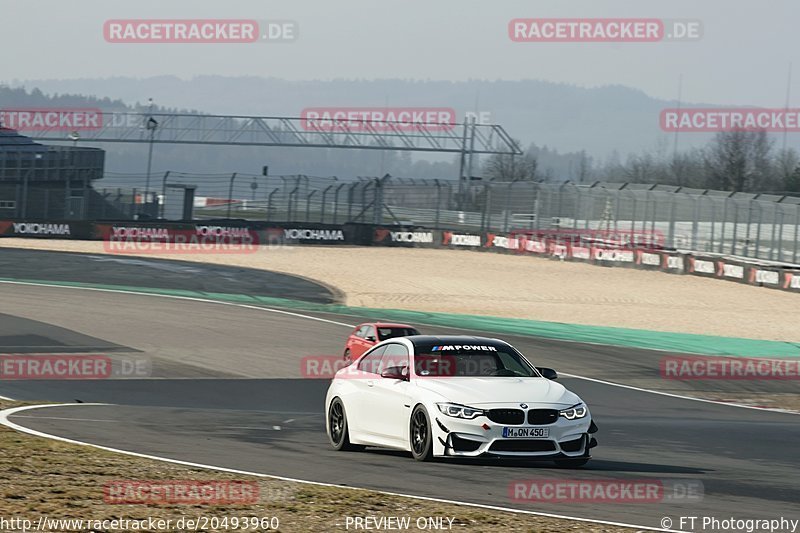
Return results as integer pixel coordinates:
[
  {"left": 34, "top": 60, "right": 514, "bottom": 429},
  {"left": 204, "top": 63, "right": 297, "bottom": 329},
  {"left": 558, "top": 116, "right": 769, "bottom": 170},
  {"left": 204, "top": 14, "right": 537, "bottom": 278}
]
[{"left": 1, "top": 0, "right": 798, "bottom": 107}]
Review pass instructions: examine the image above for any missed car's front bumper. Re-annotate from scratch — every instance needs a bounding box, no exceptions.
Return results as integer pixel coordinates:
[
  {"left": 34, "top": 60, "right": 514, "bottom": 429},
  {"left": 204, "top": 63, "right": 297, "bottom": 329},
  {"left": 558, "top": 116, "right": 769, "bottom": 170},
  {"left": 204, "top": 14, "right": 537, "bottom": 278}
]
[{"left": 433, "top": 411, "right": 596, "bottom": 458}]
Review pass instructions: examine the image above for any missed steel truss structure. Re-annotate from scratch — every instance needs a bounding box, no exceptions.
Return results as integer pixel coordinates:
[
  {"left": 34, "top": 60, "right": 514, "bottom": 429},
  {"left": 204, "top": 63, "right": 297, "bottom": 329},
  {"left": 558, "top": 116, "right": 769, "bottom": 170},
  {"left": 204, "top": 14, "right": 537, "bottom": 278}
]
[{"left": 24, "top": 112, "right": 522, "bottom": 156}]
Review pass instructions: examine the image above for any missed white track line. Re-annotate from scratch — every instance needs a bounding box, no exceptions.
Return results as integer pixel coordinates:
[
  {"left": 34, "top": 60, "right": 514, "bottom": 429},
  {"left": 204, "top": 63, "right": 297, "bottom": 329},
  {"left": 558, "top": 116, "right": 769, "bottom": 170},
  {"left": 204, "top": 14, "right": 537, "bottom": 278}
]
[
  {"left": 0, "top": 279, "right": 354, "bottom": 328},
  {"left": 560, "top": 373, "right": 799, "bottom": 415},
  {"left": 0, "top": 403, "right": 674, "bottom": 532},
  {"left": 9, "top": 415, "right": 117, "bottom": 422}
]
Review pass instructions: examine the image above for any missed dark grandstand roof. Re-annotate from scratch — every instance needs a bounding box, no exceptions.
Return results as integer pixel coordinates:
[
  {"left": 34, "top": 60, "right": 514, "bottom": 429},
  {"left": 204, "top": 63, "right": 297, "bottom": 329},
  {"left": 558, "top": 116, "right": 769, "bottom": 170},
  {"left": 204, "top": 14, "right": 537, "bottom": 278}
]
[{"left": 0, "top": 128, "right": 46, "bottom": 152}]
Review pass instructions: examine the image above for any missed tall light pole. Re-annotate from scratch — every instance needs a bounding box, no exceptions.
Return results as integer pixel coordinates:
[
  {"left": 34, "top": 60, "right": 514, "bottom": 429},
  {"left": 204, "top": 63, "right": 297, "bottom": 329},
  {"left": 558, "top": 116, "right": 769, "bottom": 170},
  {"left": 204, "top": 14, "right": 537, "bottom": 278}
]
[{"left": 144, "top": 98, "right": 158, "bottom": 215}]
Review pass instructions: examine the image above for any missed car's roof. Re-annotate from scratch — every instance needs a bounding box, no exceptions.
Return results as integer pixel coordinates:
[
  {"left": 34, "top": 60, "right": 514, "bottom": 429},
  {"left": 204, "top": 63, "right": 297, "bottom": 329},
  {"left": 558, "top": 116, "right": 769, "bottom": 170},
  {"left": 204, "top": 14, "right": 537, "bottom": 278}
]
[
  {"left": 364, "top": 322, "right": 417, "bottom": 328},
  {"left": 405, "top": 335, "right": 507, "bottom": 348}
]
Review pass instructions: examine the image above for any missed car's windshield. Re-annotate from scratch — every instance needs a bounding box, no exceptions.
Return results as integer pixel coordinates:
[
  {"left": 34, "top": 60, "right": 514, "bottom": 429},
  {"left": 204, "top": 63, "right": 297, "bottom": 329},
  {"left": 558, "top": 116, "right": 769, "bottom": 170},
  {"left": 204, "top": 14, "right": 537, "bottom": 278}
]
[
  {"left": 414, "top": 345, "right": 537, "bottom": 377},
  {"left": 378, "top": 327, "right": 419, "bottom": 341}
]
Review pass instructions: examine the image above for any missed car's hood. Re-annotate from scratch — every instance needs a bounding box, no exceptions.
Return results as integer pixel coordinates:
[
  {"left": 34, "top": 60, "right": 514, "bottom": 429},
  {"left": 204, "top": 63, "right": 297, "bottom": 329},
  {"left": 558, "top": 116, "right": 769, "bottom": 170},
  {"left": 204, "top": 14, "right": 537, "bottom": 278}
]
[{"left": 414, "top": 377, "right": 579, "bottom": 407}]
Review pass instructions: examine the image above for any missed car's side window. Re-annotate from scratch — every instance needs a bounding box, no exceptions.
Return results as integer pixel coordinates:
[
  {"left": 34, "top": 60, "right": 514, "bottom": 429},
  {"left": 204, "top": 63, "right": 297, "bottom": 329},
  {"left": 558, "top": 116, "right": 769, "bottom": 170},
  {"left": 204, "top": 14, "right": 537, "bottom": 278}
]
[
  {"left": 354, "top": 326, "right": 367, "bottom": 338},
  {"left": 363, "top": 325, "right": 376, "bottom": 341},
  {"left": 357, "top": 345, "right": 387, "bottom": 373},
  {"left": 380, "top": 343, "right": 409, "bottom": 376}
]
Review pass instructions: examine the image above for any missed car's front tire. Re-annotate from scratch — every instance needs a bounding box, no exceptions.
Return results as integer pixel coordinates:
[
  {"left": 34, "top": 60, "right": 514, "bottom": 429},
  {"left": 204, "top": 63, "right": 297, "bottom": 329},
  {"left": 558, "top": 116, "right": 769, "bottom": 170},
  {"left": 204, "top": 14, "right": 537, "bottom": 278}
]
[
  {"left": 328, "top": 398, "right": 364, "bottom": 452},
  {"left": 409, "top": 405, "right": 433, "bottom": 461},
  {"left": 343, "top": 348, "right": 351, "bottom": 361}
]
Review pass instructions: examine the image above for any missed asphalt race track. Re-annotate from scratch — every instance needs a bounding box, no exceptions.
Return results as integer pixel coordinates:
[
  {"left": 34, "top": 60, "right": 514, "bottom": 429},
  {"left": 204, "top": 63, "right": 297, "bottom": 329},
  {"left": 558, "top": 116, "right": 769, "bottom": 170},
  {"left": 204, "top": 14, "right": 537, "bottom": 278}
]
[{"left": 1, "top": 250, "right": 798, "bottom": 530}]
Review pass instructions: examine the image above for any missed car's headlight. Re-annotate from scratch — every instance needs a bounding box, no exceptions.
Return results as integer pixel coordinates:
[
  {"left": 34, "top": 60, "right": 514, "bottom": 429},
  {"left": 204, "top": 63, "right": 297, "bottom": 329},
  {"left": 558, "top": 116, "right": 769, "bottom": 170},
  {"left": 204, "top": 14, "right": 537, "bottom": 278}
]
[
  {"left": 559, "top": 403, "right": 588, "bottom": 420},
  {"left": 436, "top": 403, "right": 485, "bottom": 419}
]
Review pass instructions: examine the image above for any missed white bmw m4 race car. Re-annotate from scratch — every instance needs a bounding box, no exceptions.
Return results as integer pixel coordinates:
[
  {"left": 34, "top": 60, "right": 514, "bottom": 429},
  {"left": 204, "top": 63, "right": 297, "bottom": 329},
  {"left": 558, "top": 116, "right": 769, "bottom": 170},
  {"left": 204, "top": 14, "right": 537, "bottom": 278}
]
[{"left": 325, "top": 335, "right": 598, "bottom": 466}]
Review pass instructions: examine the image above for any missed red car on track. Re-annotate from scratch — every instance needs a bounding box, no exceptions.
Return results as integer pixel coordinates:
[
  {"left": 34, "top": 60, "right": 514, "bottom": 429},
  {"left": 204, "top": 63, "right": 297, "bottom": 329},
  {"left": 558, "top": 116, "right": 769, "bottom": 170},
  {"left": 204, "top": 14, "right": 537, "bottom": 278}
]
[{"left": 343, "top": 322, "right": 420, "bottom": 361}]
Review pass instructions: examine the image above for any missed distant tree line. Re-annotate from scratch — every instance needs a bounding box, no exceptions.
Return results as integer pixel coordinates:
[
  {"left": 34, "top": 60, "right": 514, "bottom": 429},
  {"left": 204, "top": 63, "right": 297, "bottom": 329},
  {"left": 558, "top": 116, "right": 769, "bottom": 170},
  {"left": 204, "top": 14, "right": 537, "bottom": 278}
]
[{"left": 485, "top": 132, "right": 800, "bottom": 194}]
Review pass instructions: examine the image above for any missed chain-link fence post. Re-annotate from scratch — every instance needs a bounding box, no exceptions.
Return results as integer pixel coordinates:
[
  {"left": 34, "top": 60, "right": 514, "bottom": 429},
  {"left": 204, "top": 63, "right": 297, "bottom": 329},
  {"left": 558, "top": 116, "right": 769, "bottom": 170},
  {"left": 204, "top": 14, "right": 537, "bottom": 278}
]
[
  {"left": 434, "top": 179, "right": 442, "bottom": 229},
  {"left": 356, "top": 181, "right": 367, "bottom": 223},
  {"left": 82, "top": 174, "right": 89, "bottom": 219},
  {"left": 21, "top": 172, "right": 29, "bottom": 219},
  {"left": 287, "top": 178, "right": 299, "bottom": 222},
  {"left": 346, "top": 182, "right": 358, "bottom": 223},
  {"left": 719, "top": 195, "right": 729, "bottom": 254},
  {"left": 770, "top": 203, "right": 781, "bottom": 261},
  {"left": 753, "top": 201, "right": 764, "bottom": 259},
  {"left": 299, "top": 175, "right": 309, "bottom": 220},
  {"left": 266, "top": 187, "right": 278, "bottom": 222},
  {"left": 690, "top": 195, "right": 700, "bottom": 252},
  {"left": 628, "top": 189, "right": 639, "bottom": 237},
  {"left": 667, "top": 194, "right": 678, "bottom": 249},
  {"left": 130, "top": 187, "right": 137, "bottom": 219},
  {"left": 648, "top": 189, "right": 658, "bottom": 240},
  {"left": 159, "top": 171, "right": 171, "bottom": 218},
  {"left": 13, "top": 182, "right": 20, "bottom": 218},
  {"left": 333, "top": 183, "right": 346, "bottom": 224},
  {"left": 373, "top": 176, "right": 387, "bottom": 225},
  {"left": 503, "top": 180, "right": 517, "bottom": 232},
  {"left": 320, "top": 184, "right": 333, "bottom": 223},
  {"left": 552, "top": 182, "right": 564, "bottom": 230},
  {"left": 730, "top": 198, "right": 740, "bottom": 255},
  {"left": 742, "top": 199, "right": 754, "bottom": 257},
  {"left": 226, "top": 173, "right": 237, "bottom": 219},
  {"left": 794, "top": 204, "right": 800, "bottom": 264},
  {"left": 306, "top": 190, "right": 317, "bottom": 222},
  {"left": 480, "top": 183, "right": 492, "bottom": 232},
  {"left": 708, "top": 197, "right": 717, "bottom": 254}
]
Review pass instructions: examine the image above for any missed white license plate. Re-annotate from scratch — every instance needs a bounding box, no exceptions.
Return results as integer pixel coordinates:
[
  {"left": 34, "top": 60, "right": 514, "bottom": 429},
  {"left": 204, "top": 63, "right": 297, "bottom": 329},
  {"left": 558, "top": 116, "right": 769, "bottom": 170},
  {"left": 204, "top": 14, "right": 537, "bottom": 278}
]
[{"left": 502, "top": 427, "right": 550, "bottom": 438}]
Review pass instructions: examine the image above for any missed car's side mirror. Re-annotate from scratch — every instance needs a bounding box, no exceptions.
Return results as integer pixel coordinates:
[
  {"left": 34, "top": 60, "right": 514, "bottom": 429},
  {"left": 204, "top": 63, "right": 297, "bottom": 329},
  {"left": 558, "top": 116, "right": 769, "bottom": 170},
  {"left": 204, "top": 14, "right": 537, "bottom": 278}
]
[
  {"left": 381, "top": 366, "right": 408, "bottom": 381},
  {"left": 536, "top": 367, "right": 558, "bottom": 380},
  {"left": 365, "top": 335, "right": 376, "bottom": 342}
]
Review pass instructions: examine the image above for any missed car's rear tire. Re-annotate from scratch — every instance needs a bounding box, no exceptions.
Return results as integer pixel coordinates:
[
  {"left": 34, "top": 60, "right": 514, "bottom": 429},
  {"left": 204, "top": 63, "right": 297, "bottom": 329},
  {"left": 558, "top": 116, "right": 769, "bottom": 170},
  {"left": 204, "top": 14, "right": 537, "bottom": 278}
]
[
  {"left": 409, "top": 406, "right": 433, "bottom": 461},
  {"left": 328, "top": 398, "right": 364, "bottom": 452},
  {"left": 553, "top": 458, "right": 590, "bottom": 468},
  {"left": 343, "top": 348, "right": 351, "bottom": 362}
]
